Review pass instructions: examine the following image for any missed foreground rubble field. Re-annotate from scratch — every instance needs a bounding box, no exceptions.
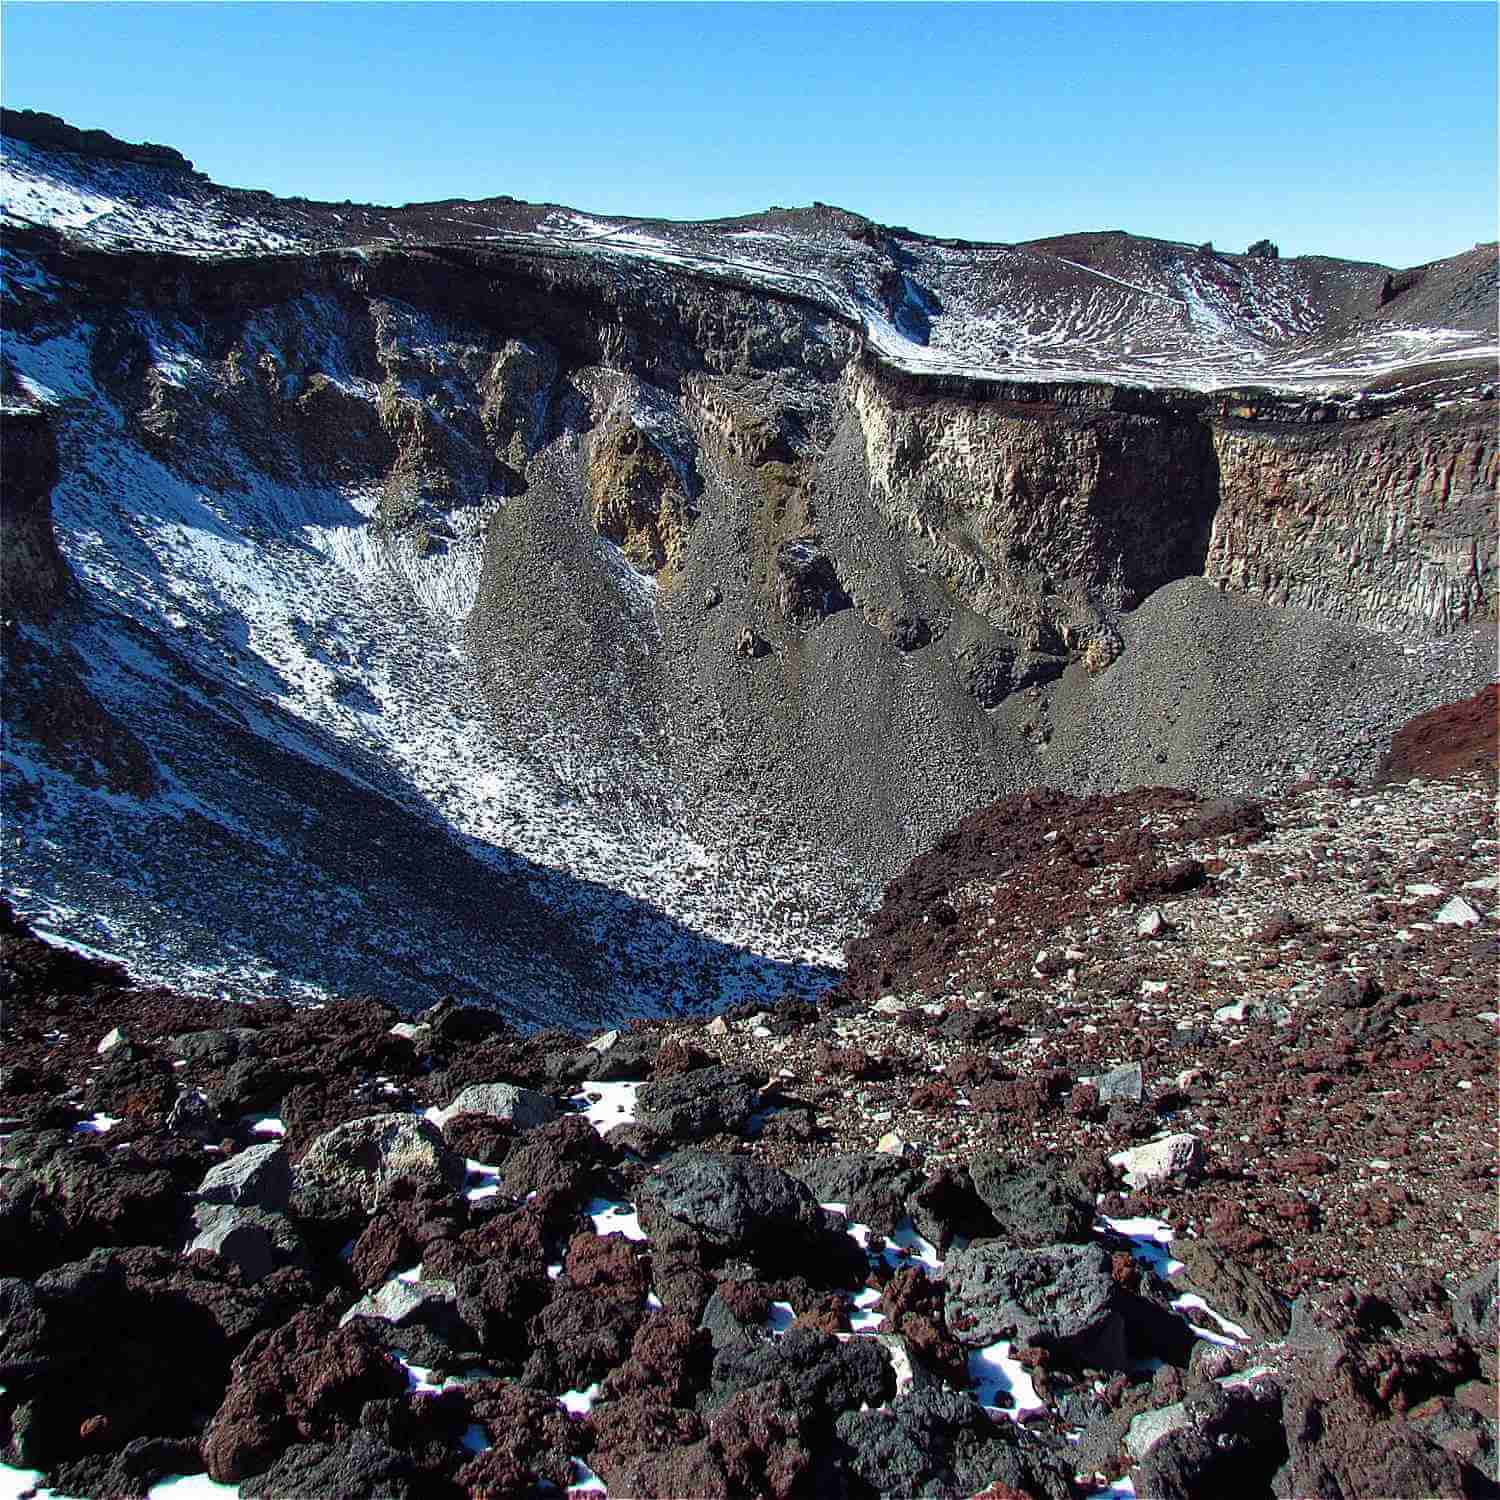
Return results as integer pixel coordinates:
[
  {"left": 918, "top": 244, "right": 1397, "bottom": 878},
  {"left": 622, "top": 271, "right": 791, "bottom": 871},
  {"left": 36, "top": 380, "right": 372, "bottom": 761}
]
[{"left": 0, "top": 690, "right": 1495, "bottom": 1500}]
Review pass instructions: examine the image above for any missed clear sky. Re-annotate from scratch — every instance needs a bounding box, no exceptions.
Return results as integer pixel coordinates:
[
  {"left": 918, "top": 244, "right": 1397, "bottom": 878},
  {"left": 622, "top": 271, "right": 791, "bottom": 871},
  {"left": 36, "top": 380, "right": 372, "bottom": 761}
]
[{"left": 3, "top": 2, "right": 1494, "bottom": 267}]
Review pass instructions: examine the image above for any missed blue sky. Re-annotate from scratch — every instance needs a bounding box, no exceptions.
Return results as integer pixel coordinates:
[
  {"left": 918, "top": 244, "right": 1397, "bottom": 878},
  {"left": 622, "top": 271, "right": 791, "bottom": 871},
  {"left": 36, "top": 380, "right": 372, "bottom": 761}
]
[{"left": 3, "top": 2, "right": 1494, "bottom": 267}]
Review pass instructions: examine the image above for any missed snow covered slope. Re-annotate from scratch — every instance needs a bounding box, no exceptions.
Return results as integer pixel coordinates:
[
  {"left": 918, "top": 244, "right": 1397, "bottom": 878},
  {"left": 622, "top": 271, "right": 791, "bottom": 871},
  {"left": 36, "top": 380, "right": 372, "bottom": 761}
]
[
  {"left": 0, "top": 311, "right": 853, "bottom": 1023},
  {"left": 3, "top": 126, "right": 1494, "bottom": 396}
]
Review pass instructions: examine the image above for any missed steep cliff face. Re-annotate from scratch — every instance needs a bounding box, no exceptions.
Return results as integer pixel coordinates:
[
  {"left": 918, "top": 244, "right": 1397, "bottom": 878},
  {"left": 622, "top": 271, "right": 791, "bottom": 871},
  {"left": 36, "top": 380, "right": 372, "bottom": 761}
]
[
  {"left": 0, "top": 407, "right": 158, "bottom": 798},
  {"left": 1207, "top": 406, "right": 1496, "bottom": 632},
  {"left": 0, "top": 407, "right": 70, "bottom": 619},
  {"left": 847, "top": 366, "right": 1219, "bottom": 661}
]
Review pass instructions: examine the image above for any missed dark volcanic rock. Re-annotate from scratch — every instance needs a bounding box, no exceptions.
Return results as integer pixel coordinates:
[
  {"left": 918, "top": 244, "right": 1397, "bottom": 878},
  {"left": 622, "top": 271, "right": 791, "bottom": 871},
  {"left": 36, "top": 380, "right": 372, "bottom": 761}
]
[
  {"left": 789, "top": 1152, "right": 924, "bottom": 1236},
  {"left": 836, "top": 1384, "right": 1077, "bottom": 1500},
  {"left": 640, "top": 1151, "right": 823, "bottom": 1251},
  {"left": 706, "top": 1325, "right": 894, "bottom": 1428},
  {"left": 708, "top": 1381, "right": 815, "bottom": 1498},
  {"left": 520, "top": 1285, "right": 644, "bottom": 1393},
  {"left": 1171, "top": 1239, "right": 1292, "bottom": 1340},
  {"left": 1453, "top": 1262, "right": 1498, "bottom": 1352},
  {"left": 238, "top": 1434, "right": 437, "bottom": 1500},
  {"left": 589, "top": 1397, "right": 718, "bottom": 1499},
  {"left": 1271, "top": 1387, "right": 1479, "bottom": 1500},
  {"left": 604, "top": 1309, "right": 715, "bottom": 1404},
  {"left": 45, "top": 1438, "right": 205, "bottom": 1500},
  {"left": 636, "top": 1065, "right": 762, "bottom": 1141},
  {"left": 1134, "top": 1382, "right": 1287, "bottom": 1500},
  {"left": 456, "top": 1379, "right": 587, "bottom": 1493},
  {"left": 905, "top": 1164, "right": 998, "bottom": 1253},
  {"left": 499, "top": 1112, "right": 615, "bottom": 1201},
  {"left": 968, "top": 1155, "right": 1095, "bottom": 1247},
  {"left": 944, "top": 1240, "right": 1129, "bottom": 1369},
  {"left": 5, "top": 1247, "right": 316, "bottom": 1470},
  {"left": 202, "top": 1306, "right": 408, "bottom": 1483},
  {"left": 0, "top": 1172, "right": 67, "bottom": 1277}
]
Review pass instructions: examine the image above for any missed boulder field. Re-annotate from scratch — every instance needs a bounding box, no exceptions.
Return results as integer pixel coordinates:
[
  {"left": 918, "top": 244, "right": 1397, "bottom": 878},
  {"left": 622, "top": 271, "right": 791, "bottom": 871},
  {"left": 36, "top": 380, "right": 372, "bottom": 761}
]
[{"left": 0, "top": 690, "right": 1494, "bottom": 1499}]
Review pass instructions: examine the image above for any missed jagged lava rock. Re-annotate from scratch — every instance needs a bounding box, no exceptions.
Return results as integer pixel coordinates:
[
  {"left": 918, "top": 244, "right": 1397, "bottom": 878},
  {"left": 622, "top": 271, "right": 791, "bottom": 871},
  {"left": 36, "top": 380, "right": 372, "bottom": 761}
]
[
  {"left": 428, "top": 1082, "right": 557, "bottom": 1130},
  {"left": 291, "top": 1113, "right": 465, "bottom": 1219},
  {"left": 194, "top": 1141, "right": 291, "bottom": 1211},
  {"left": 944, "top": 1240, "right": 1129, "bottom": 1368}
]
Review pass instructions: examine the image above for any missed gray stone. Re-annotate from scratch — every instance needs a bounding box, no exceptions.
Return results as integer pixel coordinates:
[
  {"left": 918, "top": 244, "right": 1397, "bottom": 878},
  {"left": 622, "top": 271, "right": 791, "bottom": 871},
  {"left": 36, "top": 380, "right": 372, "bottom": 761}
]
[
  {"left": 1137, "top": 908, "right": 1169, "bottom": 940},
  {"left": 189, "top": 1211, "right": 275, "bottom": 1284},
  {"left": 944, "top": 1240, "right": 1127, "bottom": 1368},
  {"left": 195, "top": 1142, "right": 290, "bottom": 1212},
  {"left": 587, "top": 1029, "right": 622, "bottom": 1054},
  {"left": 640, "top": 1151, "right": 822, "bottom": 1252},
  {"left": 1089, "top": 1062, "right": 1145, "bottom": 1105},
  {"left": 1125, "top": 1401, "right": 1191, "bottom": 1460},
  {"left": 339, "top": 1275, "right": 478, "bottom": 1352},
  {"left": 191, "top": 1203, "right": 310, "bottom": 1273},
  {"left": 1436, "top": 896, "right": 1482, "bottom": 927},
  {"left": 430, "top": 1083, "right": 556, "bottom": 1131},
  {"left": 96, "top": 1026, "right": 130, "bottom": 1055},
  {"left": 292, "top": 1112, "right": 465, "bottom": 1218},
  {"left": 387, "top": 1022, "right": 430, "bottom": 1043},
  {"left": 1453, "top": 1262, "right": 1498, "bottom": 1349},
  {"left": 967, "top": 1156, "right": 1095, "bottom": 1246},
  {"left": 1214, "top": 997, "right": 1292, "bottom": 1026},
  {"left": 1111, "top": 1133, "right": 1205, "bottom": 1189}
]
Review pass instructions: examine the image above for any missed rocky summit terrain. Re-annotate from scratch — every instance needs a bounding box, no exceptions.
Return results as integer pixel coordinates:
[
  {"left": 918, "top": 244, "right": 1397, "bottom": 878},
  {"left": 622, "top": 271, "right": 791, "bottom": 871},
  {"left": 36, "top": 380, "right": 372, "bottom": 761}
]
[
  {"left": 0, "top": 111, "right": 1496, "bottom": 1499},
  {"left": 0, "top": 691, "right": 1495, "bottom": 1500}
]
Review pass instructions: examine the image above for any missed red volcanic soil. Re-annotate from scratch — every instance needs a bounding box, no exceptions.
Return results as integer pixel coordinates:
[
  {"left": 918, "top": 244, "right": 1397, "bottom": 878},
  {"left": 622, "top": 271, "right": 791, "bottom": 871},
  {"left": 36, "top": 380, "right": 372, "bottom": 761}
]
[{"left": 1377, "top": 682, "right": 1499, "bottom": 784}]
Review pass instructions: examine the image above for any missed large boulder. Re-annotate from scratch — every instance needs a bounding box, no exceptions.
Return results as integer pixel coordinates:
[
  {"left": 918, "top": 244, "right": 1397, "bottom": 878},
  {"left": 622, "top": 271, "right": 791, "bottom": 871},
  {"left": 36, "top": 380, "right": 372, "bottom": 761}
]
[
  {"left": 195, "top": 1142, "right": 292, "bottom": 1212},
  {"left": 967, "top": 1155, "right": 1095, "bottom": 1247},
  {"left": 428, "top": 1083, "right": 556, "bottom": 1131},
  {"left": 835, "top": 1384, "right": 1077, "bottom": 1500},
  {"left": 944, "top": 1240, "right": 1128, "bottom": 1368},
  {"left": 636, "top": 1066, "right": 761, "bottom": 1142},
  {"left": 203, "top": 1307, "right": 407, "bottom": 1483},
  {"left": 788, "top": 1153, "right": 923, "bottom": 1236},
  {"left": 190, "top": 1203, "right": 311, "bottom": 1280},
  {"left": 1453, "top": 1262, "right": 1498, "bottom": 1352},
  {"left": 1171, "top": 1240, "right": 1291, "bottom": 1340},
  {"left": 238, "top": 1435, "right": 429, "bottom": 1500},
  {"left": 340, "top": 1276, "right": 480, "bottom": 1359},
  {"left": 707, "top": 1325, "right": 893, "bottom": 1428},
  {"left": 641, "top": 1152, "right": 820, "bottom": 1248},
  {"left": 291, "top": 1114, "right": 464, "bottom": 1220}
]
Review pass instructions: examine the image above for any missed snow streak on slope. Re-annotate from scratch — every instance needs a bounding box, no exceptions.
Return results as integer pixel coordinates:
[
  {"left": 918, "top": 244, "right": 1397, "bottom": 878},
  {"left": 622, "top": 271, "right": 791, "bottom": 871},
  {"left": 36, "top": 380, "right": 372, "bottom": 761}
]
[
  {"left": 1, "top": 308, "right": 848, "bottom": 1022},
  {"left": 3, "top": 139, "right": 1494, "bottom": 395}
]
